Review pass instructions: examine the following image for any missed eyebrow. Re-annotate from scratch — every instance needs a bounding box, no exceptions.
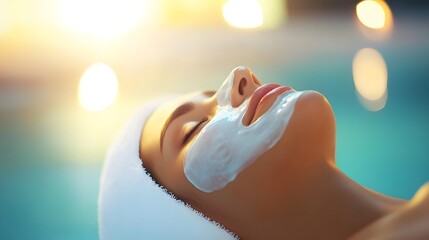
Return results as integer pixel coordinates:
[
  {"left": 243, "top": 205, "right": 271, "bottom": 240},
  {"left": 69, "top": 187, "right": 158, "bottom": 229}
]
[
  {"left": 160, "top": 102, "right": 195, "bottom": 152},
  {"left": 202, "top": 90, "right": 216, "bottom": 97}
]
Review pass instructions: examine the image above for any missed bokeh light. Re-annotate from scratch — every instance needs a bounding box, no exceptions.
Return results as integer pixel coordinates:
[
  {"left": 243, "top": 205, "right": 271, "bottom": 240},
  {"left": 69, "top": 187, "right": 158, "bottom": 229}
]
[
  {"left": 78, "top": 63, "right": 118, "bottom": 111},
  {"left": 355, "top": 0, "right": 393, "bottom": 40},
  {"left": 356, "top": 0, "right": 386, "bottom": 29},
  {"left": 59, "top": 0, "right": 145, "bottom": 39},
  {"left": 352, "top": 48, "right": 388, "bottom": 111},
  {"left": 222, "top": 0, "right": 264, "bottom": 29}
]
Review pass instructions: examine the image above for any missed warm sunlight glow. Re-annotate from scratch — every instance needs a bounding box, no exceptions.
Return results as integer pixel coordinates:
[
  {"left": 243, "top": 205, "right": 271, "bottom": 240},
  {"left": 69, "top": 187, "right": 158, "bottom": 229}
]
[
  {"left": 353, "top": 48, "right": 388, "bottom": 111},
  {"left": 223, "top": 0, "right": 264, "bottom": 29},
  {"left": 59, "top": 0, "right": 145, "bottom": 39},
  {"left": 356, "top": 0, "right": 390, "bottom": 29},
  {"left": 78, "top": 63, "right": 118, "bottom": 111},
  {"left": 0, "top": 0, "right": 11, "bottom": 36}
]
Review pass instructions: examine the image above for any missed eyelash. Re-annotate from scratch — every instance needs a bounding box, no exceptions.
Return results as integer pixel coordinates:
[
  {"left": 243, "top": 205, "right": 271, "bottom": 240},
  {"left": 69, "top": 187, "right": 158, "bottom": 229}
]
[{"left": 183, "top": 116, "right": 208, "bottom": 145}]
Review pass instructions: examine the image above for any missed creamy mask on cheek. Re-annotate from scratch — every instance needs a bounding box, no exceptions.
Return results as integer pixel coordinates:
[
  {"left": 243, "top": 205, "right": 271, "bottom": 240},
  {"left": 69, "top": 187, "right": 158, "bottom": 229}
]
[{"left": 184, "top": 67, "right": 304, "bottom": 192}]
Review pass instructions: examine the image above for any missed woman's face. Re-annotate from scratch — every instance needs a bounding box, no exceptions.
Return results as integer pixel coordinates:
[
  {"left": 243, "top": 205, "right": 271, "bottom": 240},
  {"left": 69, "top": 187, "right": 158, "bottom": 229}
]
[{"left": 140, "top": 67, "right": 336, "bottom": 213}]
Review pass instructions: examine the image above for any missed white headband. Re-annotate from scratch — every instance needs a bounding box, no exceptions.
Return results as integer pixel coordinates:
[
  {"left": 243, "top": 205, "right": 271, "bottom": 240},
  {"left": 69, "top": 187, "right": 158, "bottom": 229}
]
[{"left": 98, "top": 95, "right": 238, "bottom": 240}]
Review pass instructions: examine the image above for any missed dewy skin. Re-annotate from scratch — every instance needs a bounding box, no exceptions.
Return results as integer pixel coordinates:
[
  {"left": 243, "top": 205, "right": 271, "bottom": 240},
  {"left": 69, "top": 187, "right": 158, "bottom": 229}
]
[{"left": 184, "top": 67, "right": 305, "bottom": 192}]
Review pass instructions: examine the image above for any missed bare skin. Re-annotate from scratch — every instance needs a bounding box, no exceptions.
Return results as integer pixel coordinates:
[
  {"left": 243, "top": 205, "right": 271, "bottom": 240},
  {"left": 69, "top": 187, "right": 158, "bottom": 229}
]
[
  {"left": 140, "top": 67, "right": 428, "bottom": 239},
  {"left": 348, "top": 183, "right": 429, "bottom": 240}
]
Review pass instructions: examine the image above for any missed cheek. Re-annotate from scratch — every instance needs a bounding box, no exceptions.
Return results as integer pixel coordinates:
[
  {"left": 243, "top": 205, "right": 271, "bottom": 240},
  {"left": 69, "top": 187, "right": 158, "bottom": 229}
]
[{"left": 183, "top": 124, "right": 236, "bottom": 192}]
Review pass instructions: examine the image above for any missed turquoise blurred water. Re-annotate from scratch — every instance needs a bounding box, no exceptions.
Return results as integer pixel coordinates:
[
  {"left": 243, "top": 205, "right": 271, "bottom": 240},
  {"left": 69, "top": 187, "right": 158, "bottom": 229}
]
[{"left": 0, "top": 110, "right": 101, "bottom": 239}]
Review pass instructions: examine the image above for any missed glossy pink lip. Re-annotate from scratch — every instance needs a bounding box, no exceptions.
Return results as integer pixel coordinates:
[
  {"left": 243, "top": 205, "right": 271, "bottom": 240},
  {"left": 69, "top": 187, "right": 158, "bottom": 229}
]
[{"left": 244, "top": 84, "right": 292, "bottom": 125}]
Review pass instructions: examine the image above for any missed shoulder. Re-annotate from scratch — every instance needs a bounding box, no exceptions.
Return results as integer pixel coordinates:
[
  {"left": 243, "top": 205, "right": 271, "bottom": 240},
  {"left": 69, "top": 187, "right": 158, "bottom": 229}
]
[{"left": 348, "top": 182, "right": 429, "bottom": 240}]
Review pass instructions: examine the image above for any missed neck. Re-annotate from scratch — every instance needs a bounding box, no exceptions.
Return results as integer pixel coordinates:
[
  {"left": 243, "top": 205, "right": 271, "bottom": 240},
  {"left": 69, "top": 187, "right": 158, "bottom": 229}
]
[{"left": 231, "top": 160, "right": 404, "bottom": 240}]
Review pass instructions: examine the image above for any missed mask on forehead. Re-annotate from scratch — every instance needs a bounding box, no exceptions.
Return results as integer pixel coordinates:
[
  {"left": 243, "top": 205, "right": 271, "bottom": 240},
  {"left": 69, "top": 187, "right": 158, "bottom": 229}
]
[{"left": 184, "top": 67, "right": 305, "bottom": 193}]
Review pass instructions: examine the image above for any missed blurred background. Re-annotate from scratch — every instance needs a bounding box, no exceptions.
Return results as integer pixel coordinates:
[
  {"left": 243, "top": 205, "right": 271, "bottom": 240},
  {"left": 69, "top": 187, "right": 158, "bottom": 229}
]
[{"left": 0, "top": 0, "right": 428, "bottom": 239}]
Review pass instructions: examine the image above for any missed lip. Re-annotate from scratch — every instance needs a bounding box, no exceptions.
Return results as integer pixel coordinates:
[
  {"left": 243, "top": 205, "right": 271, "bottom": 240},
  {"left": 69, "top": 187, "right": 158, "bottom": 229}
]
[{"left": 243, "top": 84, "right": 292, "bottom": 125}]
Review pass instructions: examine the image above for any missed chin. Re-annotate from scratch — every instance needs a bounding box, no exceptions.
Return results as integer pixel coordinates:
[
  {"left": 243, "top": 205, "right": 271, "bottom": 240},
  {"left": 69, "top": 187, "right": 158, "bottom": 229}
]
[
  {"left": 297, "top": 91, "right": 333, "bottom": 119},
  {"left": 300, "top": 90, "right": 331, "bottom": 109},
  {"left": 279, "top": 90, "right": 336, "bottom": 161}
]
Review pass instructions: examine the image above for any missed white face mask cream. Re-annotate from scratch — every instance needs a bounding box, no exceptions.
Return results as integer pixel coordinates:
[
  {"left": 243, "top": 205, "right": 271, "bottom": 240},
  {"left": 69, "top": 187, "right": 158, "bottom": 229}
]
[{"left": 184, "top": 67, "right": 305, "bottom": 192}]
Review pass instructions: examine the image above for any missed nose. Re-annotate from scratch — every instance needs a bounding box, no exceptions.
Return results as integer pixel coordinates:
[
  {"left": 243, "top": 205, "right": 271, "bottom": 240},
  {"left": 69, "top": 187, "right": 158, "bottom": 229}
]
[{"left": 230, "top": 67, "right": 261, "bottom": 107}]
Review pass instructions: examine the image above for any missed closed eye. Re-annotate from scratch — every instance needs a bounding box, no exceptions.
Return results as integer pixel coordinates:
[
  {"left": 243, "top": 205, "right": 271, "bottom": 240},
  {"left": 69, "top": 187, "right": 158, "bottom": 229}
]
[{"left": 182, "top": 117, "right": 208, "bottom": 145}]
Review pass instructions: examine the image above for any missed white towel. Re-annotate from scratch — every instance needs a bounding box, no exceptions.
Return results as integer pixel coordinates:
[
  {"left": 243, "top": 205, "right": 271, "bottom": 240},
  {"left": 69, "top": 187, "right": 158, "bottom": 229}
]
[{"left": 98, "top": 95, "right": 238, "bottom": 240}]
